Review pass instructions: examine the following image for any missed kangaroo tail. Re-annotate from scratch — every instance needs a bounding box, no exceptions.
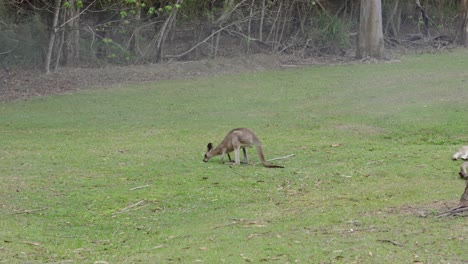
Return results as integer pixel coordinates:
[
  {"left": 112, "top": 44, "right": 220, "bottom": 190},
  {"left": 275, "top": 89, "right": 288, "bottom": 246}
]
[{"left": 256, "top": 145, "right": 284, "bottom": 168}]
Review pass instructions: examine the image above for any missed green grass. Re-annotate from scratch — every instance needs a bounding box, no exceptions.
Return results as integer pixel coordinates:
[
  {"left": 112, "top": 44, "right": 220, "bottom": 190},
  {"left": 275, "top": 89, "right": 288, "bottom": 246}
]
[{"left": 1, "top": 49, "right": 468, "bottom": 263}]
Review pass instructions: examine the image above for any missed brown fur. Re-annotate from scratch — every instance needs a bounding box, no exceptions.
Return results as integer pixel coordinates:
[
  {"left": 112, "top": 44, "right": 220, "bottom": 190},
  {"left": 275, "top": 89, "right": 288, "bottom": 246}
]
[
  {"left": 460, "top": 162, "right": 468, "bottom": 180},
  {"left": 203, "top": 128, "right": 284, "bottom": 168}
]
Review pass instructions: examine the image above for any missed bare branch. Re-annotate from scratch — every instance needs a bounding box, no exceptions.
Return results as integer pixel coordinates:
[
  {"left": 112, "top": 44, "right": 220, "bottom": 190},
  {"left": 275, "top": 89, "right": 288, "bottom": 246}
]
[
  {"left": 0, "top": 47, "right": 17, "bottom": 55},
  {"left": 436, "top": 206, "right": 468, "bottom": 218},
  {"left": 58, "top": 0, "right": 98, "bottom": 30},
  {"left": 166, "top": 21, "right": 242, "bottom": 59}
]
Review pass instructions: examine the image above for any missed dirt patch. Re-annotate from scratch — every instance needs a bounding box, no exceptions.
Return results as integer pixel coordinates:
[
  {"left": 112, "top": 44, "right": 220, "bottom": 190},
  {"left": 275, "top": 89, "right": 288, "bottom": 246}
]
[{"left": 0, "top": 54, "right": 355, "bottom": 102}]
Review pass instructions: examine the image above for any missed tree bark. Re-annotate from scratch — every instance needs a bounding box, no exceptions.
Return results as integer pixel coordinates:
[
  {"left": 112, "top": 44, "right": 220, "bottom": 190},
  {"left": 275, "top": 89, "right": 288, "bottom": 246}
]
[
  {"left": 458, "top": 0, "right": 468, "bottom": 46},
  {"left": 356, "top": 0, "right": 384, "bottom": 59},
  {"left": 63, "top": 0, "right": 80, "bottom": 65},
  {"left": 45, "top": 0, "right": 62, "bottom": 74},
  {"left": 259, "top": 0, "right": 266, "bottom": 42},
  {"left": 129, "top": 0, "right": 143, "bottom": 56}
]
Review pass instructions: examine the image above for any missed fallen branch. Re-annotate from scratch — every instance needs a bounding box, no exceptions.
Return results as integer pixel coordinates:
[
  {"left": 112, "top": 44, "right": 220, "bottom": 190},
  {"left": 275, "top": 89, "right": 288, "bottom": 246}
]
[
  {"left": 267, "top": 154, "right": 295, "bottom": 162},
  {"left": 435, "top": 206, "right": 468, "bottom": 218}
]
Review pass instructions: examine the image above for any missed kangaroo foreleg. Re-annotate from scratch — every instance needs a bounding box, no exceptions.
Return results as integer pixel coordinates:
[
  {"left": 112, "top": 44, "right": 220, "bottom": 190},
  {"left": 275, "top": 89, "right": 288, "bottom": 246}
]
[{"left": 220, "top": 149, "right": 227, "bottom": 163}]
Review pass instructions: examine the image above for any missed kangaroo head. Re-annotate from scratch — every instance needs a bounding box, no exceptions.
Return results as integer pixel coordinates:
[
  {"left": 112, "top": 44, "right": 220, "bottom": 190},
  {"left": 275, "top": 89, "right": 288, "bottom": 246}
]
[{"left": 203, "top": 143, "right": 214, "bottom": 162}]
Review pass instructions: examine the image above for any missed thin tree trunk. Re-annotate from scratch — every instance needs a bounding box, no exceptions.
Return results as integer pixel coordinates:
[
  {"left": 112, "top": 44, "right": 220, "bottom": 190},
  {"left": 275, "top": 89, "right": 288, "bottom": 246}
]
[
  {"left": 153, "top": 0, "right": 180, "bottom": 63},
  {"left": 259, "top": 0, "right": 266, "bottom": 41},
  {"left": 54, "top": 28, "right": 65, "bottom": 72},
  {"left": 62, "top": 0, "right": 80, "bottom": 65},
  {"left": 356, "top": 0, "right": 384, "bottom": 59},
  {"left": 458, "top": 0, "right": 468, "bottom": 46},
  {"left": 415, "top": 0, "right": 430, "bottom": 37},
  {"left": 129, "top": 0, "right": 143, "bottom": 56},
  {"left": 45, "top": 0, "right": 62, "bottom": 74},
  {"left": 247, "top": 0, "right": 254, "bottom": 53},
  {"left": 385, "top": 0, "right": 400, "bottom": 37}
]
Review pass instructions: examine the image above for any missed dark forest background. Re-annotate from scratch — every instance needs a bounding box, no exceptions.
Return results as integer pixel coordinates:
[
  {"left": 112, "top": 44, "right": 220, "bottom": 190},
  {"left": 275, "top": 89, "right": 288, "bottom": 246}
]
[{"left": 1, "top": 0, "right": 467, "bottom": 72}]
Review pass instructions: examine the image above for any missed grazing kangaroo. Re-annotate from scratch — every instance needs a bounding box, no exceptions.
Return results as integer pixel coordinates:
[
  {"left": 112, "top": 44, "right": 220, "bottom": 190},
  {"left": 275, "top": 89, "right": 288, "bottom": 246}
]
[
  {"left": 460, "top": 162, "right": 468, "bottom": 179},
  {"left": 203, "top": 128, "right": 284, "bottom": 168},
  {"left": 453, "top": 146, "right": 468, "bottom": 160}
]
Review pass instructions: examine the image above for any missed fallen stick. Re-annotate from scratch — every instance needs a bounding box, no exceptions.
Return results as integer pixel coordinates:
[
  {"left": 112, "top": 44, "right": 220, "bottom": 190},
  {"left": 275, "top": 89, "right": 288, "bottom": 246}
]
[
  {"left": 22, "top": 241, "right": 41, "bottom": 246},
  {"left": 113, "top": 200, "right": 145, "bottom": 215},
  {"left": 130, "top": 184, "right": 150, "bottom": 191},
  {"left": 377, "top": 239, "right": 403, "bottom": 247},
  {"left": 267, "top": 154, "right": 295, "bottom": 162},
  {"left": 12, "top": 207, "right": 48, "bottom": 215}
]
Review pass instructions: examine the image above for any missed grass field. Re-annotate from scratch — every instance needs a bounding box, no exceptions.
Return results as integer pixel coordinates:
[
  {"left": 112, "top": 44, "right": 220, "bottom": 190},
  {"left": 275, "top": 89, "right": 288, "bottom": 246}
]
[{"left": 1, "top": 49, "right": 468, "bottom": 263}]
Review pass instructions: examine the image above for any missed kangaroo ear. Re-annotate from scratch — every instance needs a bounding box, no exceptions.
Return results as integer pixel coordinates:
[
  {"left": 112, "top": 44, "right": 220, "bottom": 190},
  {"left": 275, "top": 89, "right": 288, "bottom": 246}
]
[{"left": 207, "top": 143, "right": 213, "bottom": 151}]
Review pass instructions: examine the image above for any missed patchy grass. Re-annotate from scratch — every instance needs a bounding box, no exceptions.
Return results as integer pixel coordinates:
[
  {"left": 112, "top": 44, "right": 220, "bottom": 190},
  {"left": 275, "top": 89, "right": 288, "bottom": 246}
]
[{"left": 1, "top": 49, "right": 468, "bottom": 263}]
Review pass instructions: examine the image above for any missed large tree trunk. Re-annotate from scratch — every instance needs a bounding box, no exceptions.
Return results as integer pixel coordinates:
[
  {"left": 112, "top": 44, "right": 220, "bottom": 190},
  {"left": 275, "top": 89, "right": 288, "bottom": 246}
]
[
  {"left": 356, "top": 0, "right": 384, "bottom": 59},
  {"left": 458, "top": 0, "right": 468, "bottom": 46},
  {"left": 63, "top": 0, "right": 80, "bottom": 65}
]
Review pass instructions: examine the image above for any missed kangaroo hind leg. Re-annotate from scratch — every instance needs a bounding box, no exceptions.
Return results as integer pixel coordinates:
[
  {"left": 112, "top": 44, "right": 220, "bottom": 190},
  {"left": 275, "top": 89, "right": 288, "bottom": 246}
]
[{"left": 242, "top": 148, "right": 248, "bottom": 164}]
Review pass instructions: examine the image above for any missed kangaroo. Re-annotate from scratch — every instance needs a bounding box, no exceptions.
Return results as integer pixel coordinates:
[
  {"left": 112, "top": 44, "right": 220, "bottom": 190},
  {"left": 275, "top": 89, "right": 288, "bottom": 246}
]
[
  {"left": 203, "top": 128, "right": 284, "bottom": 168},
  {"left": 460, "top": 162, "right": 468, "bottom": 180},
  {"left": 452, "top": 146, "right": 468, "bottom": 160}
]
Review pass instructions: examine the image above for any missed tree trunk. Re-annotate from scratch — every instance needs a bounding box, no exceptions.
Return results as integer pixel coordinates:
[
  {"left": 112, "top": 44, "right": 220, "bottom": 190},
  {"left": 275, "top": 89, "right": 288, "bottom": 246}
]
[
  {"left": 259, "top": 0, "right": 266, "bottom": 41},
  {"left": 384, "top": 0, "right": 400, "bottom": 37},
  {"left": 356, "top": 0, "right": 384, "bottom": 59},
  {"left": 129, "top": 0, "right": 143, "bottom": 56},
  {"left": 45, "top": 0, "right": 62, "bottom": 74},
  {"left": 458, "top": 0, "right": 468, "bottom": 46},
  {"left": 63, "top": 0, "right": 80, "bottom": 65},
  {"left": 415, "top": 0, "right": 430, "bottom": 37},
  {"left": 154, "top": 10, "right": 177, "bottom": 63}
]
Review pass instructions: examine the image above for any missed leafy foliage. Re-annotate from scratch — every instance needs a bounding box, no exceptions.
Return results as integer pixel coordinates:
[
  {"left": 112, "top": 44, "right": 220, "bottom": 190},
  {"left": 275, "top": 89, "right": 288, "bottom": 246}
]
[{"left": 0, "top": 0, "right": 465, "bottom": 68}]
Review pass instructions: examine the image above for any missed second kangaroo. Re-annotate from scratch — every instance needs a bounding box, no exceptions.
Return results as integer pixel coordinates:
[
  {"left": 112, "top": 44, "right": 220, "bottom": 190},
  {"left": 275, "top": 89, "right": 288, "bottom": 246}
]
[{"left": 203, "top": 128, "right": 284, "bottom": 168}]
